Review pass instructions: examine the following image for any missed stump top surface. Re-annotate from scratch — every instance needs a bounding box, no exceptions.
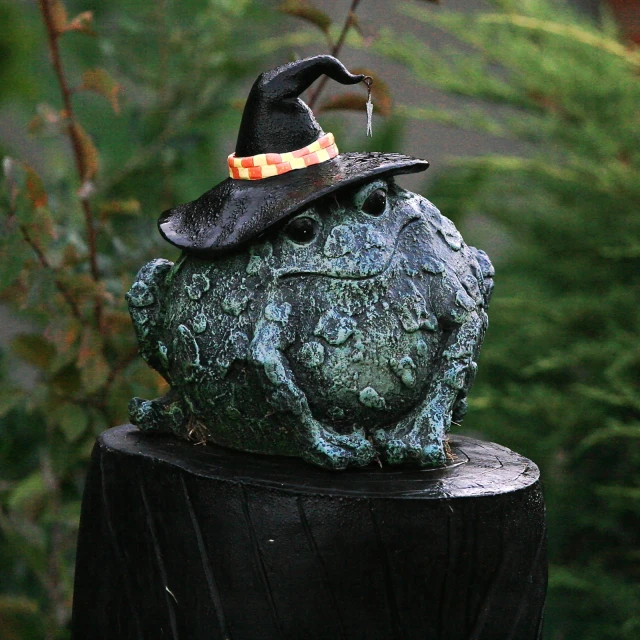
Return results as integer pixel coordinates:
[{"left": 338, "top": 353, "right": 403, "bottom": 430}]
[{"left": 100, "top": 425, "right": 539, "bottom": 498}]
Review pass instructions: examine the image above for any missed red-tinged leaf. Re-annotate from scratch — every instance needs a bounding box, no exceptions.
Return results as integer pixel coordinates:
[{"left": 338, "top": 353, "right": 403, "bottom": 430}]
[
  {"left": 26, "top": 207, "right": 57, "bottom": 252},
  {"left": 64, "top": 10, "right": 95, "bottom": 35},
  {"left": 279, "top": 0, "right": 332, "bottom": 34},
  {"left": 2, "top": 160, "right": 49, "bottom": 224},
  {"left": 230, "top": 98, "right": 246, "bottom": 112},
  {"left": 80, "top": 68, "right": 122, "bottom": 113},
  {"left": 2, "top": 271, "right": 31, "bottom": 309},
  {"left": 319, "top": 92, "right": 390, "bottom": 116},
  {"left": 77, "top": 329, "right": 109, "bottom": 392},
  {"left": 11, "top": 334, "right": 56, "bottom": 371},
  {"left": 99, "top": 198, "right": 141, "bottom": 220},
  {"left": 77, "top": 329, "right": 99, "bottom": 371},
  {"left": 27, "top": 104, "right": 61, "bottom": 136},
  {"left": 103, "top": 310, "right": 134, "bottom": 336},
  {"left": 49, "top": 0, "right": 68, "bottom": 34},
  {"left": 45, "top": 318, "right": 81, "bottom": 356},
  {"left": 70, "top": 122, "right": 98, "bottom": 180},
  {"left": 319, "top": 93, "right": 366, "bottom": 113},
  {"left": 81, "top": 353, "right": 109, "bottom": 393},
  {"left": 27, "top": 115, "right": 44, "bottom": 136},
  {"left": 24, "top": 166, "right": 47, "bottom": 208},
  {"left": 59, "top": 272, "right": 99, "bottom": 300},
  {"left": 61, "top": 242, "right": 82, "bottom": 267}
]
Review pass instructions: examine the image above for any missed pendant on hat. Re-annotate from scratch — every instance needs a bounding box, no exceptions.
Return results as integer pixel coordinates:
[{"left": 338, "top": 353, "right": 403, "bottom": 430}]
[{"left": 364, "top": 75, "right": 373, "bottom": 137}]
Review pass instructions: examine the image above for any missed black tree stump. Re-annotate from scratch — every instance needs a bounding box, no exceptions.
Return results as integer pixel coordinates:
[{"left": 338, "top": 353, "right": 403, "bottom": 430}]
[{"left": 71, "top": 425, "right": 547, "bottom": 640}]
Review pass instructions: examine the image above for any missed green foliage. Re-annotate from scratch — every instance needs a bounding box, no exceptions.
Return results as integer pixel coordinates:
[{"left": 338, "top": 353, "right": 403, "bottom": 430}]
[{"left": 377, "top": 1, "right": 640, "bottom": 638}]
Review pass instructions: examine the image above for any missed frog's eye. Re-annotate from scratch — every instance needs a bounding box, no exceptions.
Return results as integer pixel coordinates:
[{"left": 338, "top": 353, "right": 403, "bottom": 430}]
[
  {"left": 283, "top": 216, "right": 319, "bottom": 245},
  {"left": 361, "top": 188, "right": 387, "bottom": 217}
]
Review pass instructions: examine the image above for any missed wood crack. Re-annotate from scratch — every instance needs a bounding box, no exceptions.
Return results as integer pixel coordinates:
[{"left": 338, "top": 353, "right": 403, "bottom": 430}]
[
  {"left": 99, "top": 454, "right": 144, "bottom": 639},
  {"left": 506, "top": 524, "right": 547, "bottom": 640},
  {"left": 368, "top": 499, "right": 404, "bottom": 640},
  {"left": 139, "top": 479, "right": 179, "bottom": 640},
  {"left": 240, "top": 485, "right": 284, "bottom": 637},
  {"left": 468, "top": 511, "right": 512, "bottom": 639},
  {"left": 297, "top": 497, "right": 347, "bottom": 640},
  {"left": 181, "top": 475, "right": 232, "bottom": 639}
]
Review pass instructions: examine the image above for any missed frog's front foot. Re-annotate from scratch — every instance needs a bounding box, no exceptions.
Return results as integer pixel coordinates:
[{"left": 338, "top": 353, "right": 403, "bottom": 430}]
[
  {"left": 372, "top": 421, "right": 448, "bottom": 468},
  {"left": 374, "top": 308, "right": 485, "bottom": 468},
  {"left": 129, "top": 390, "right": 188, "bottom": 437},
  {"left": 372, "top": 376, "right": 458, "bottom": 467},
  {"left": 301, "top": 418, "right": 376, "bottom": 470}
]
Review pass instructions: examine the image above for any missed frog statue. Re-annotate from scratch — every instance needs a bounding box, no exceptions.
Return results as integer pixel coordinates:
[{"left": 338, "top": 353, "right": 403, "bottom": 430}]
[{"left": 126, "top": 55, "right": 494, "bottom": 470}]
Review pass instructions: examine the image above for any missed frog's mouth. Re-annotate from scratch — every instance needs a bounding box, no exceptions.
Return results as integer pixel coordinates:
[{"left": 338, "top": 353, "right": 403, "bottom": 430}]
[{"left": 278, "top": 216, "right": 421, "bottom": 281}]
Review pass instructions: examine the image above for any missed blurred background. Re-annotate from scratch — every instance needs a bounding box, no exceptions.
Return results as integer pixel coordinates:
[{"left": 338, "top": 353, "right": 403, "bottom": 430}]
[{"left": 0, "top": 0, "right": 638, "bottom": 638}]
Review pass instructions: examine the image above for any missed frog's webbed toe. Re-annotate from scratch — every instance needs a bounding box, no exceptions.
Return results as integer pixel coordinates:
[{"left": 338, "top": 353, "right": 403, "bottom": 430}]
[
  {"left": 129, "top": 389, "right": 188, "bottom": 436},
  {"left": 302, "top": 419, "right": 376, "bottom": 470},
  {"left": 371, "top": 402, "right": 449, "bottom": 468}
]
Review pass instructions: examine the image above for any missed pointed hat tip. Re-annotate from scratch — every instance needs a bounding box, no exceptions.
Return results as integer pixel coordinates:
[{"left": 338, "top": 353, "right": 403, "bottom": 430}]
[{"left": 235, "top": 55, "right": 366, "bottom": 157}]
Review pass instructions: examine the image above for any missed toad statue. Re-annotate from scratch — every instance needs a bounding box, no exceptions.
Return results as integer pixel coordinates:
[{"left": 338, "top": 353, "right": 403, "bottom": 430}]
[{"left": 126, "top": 55, "right": 494, "bottom": 470}]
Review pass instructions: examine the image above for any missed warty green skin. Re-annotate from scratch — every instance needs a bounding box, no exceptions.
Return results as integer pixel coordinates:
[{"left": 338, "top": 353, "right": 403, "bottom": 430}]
[{"left": 126, "top": 179, "right": 494, "bottom": 470}]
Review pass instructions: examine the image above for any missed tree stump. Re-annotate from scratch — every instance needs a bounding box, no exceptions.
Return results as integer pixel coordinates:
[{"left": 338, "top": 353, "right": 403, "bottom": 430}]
[{"left": 71, "top": 425, "right": 546, "bottom": 640}]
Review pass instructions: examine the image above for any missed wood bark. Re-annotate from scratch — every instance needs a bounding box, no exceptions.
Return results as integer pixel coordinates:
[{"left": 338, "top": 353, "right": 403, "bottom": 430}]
[{"left": 71, "top": 425, "right": 547, "bottom": 640}]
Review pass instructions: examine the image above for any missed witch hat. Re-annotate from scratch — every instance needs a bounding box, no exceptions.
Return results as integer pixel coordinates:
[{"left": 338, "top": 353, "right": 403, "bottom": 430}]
[{"left": 158, "top": 55, "right": 429, "bottom": 255}]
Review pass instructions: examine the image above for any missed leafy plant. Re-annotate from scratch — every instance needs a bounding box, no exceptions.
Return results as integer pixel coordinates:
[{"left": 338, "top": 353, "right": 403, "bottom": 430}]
[{"left": 375, "top": 1, "right": 640, "bottom": 637}]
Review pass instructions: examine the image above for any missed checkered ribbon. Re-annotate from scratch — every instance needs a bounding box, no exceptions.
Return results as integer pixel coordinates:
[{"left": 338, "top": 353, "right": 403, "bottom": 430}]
[{"left": 228, "top": 132, "right": 338, "bottom": 180}]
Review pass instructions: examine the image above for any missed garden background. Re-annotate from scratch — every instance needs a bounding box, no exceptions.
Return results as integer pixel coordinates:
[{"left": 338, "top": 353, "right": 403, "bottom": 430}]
[{"left": 0, "top": 0, "right": 638, "bottom": 638}]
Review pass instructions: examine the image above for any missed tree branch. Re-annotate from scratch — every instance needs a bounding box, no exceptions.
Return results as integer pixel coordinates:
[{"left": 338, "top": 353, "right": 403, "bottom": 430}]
[
  {"left": 308, "top": 0, "right": 363, "bottom": 110},
  {"left": 37, "top": 0, "right": 103, "bottom": 332},
  {"left": 40, "top": 450, "right": 69, "bottom": 634},
  {"left": 19, "top": 224, "right": 84, "bottom": 321},
  {"left": 102, "top": 346, "right": 139, "bottom": 400},
  {"left": 6, "top": 184, "right": 83, "bottom": 320}
]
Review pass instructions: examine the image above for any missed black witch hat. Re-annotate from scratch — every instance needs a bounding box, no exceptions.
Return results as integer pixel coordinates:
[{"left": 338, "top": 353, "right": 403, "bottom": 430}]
[{"left": 158, "top": 55, "right": 429, "bottom": 255}]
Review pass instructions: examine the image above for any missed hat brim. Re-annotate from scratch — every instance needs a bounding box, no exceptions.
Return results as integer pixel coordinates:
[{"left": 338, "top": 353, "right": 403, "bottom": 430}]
[{"left": 158, "top": 152, "right": 429, "bottom": 255}]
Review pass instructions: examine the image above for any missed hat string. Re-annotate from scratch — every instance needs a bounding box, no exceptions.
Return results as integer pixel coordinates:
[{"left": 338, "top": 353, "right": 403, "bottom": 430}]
[{"left": 228, "top": 132, "right": 338, "bottom": 180}]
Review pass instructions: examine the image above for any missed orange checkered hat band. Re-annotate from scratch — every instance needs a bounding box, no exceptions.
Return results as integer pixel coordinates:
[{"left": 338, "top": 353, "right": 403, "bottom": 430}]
[{"left": 228, "top": 132, "right": 338, "bottom": 180}]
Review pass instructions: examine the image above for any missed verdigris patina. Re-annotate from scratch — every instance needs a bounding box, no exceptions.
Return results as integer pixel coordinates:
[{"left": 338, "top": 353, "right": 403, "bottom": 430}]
[{"left": 126, "top": 55, "right": 494, "bottom": 469}]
